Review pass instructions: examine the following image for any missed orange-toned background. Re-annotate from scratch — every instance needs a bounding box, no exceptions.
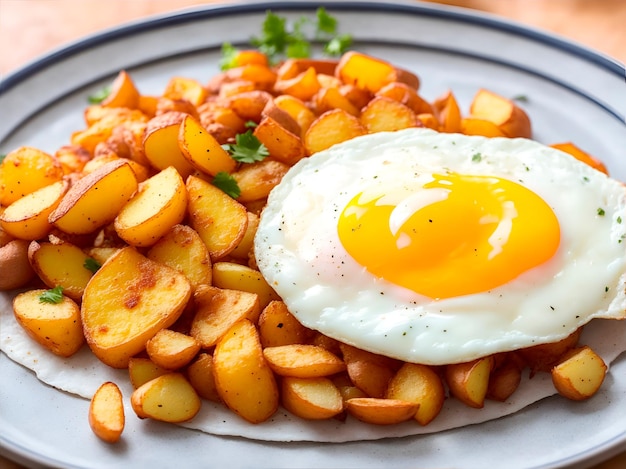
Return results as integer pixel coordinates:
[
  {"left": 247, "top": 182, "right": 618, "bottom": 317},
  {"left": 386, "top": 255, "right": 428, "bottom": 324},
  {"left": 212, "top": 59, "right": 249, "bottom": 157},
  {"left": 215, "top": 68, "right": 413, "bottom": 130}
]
[{"left": 0, "top": 1, "right": 624, "bottom": 468}]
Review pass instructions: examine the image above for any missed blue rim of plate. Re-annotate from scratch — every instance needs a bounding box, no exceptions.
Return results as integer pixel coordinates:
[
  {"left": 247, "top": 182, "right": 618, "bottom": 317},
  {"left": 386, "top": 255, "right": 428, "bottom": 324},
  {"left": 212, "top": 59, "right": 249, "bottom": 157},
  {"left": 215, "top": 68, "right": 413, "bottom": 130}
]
[{"left": 1, "top": 2, "right": 625, "bottom": 468}]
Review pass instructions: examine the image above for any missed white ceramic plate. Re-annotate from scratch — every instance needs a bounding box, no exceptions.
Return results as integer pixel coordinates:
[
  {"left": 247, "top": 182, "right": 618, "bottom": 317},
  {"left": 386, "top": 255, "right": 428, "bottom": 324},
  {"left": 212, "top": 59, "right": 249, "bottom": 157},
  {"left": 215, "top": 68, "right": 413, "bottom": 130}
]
[{"left": 1, "top": 1, "right": 625, "bottom": 468}]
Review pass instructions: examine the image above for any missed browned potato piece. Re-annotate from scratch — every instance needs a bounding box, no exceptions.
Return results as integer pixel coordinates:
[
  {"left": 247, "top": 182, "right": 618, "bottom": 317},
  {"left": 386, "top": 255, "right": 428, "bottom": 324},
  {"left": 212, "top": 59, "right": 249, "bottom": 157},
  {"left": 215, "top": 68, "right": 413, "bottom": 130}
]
[
  {"left": 0, "top": 180, "right": 69, "bottom": 240},
  {"left": 345, "top": 398, "right": 418, "bottom": 425},
  {"left": 469, "top": 88, "right": 532, "bottom": 138},
  {"left": 190, "top": 284, "right": 260, "bottom": 348},
  {"left": 145, "top": 329, "right": 201, "bottom": 370},
  {"left": 231, "top": 159, "right": 290, "bottom": 203},
  {"left": 551, "top": 346, "right": 607, "bottom": 400},
  {"left": 386, "top": 363, "right": 445, "bottom": 426},
  {"left": 274, "top": 67, "right": 321, "bottom": 102},
  {"left": 445, "top": 355, "right": 495, "bottom": 408},
  {"left": 213, "top": 319, "right": 279, "bottom": 423},
  {"left": 13, "top": 289, "right": 84, "bottom": 357},
  {"left": 143, "top": 112, "right": 196, "bottom": 178},
  {"left": 273, "top": 95, "right": 317, "bottom": 138},
  {"left": 114, "top": 166, "right": 188, "bottom": 247},
  {"left": 227, "top": 90, "right": 273, "bottom": 122},
  {"left": 258, "top": 300, "right": 311, "bottom": 347},
  {"left": 211, "top": 261, "right": 280, "bottom": 309},
  {"left": 147, "top": 224, "right": 212, "bottom": 290},
  {"left": 82, "top": 246, "right": 191, "bottom": 368},
  {"left": 128, "top": 357, "right": 170, "bottom": 389},
  {"left": 263, "top": 344, "right": 345, "bottom": 378},
  {"left": 461, "top": 117, "right": 507, "bottom": 138},
  {"left": 340, "top": 344, "right": 399, "bottom": 398},
  {"left": 28, "top": 240, "right": 95, "bottom": 301},
  {"left": 332, "top": 373, "right": 368, "bottom": 402},
  {"left": 433, "top": 90, "right": 462, "bottom": 133},
  {"left": 179, "top": 114, "right": 237, "bottom": 176},
  {"left": 304, "top": 109, "right": 366, "bottom": 155},
  {"left": 253, "top": 116, "right": 307, "bottom": 166},
  {"left": 49, "top": 159, "right": 138, "bottom": 235},
  {"left": 519, "top": 328, "right": 582, "bottom": 372},
  {"left": 0, "top": 239, "right": 36, "bottom": 290},
  {"left": 131, "top": 373, "right": 201, "bottom": 423},
  {"left": 186, "top": 175, "right": 248, "bottom": 260},
  {"left": 101, "top": 70, "right": 140, "bottom": 109},
  {"left": 281, "top": 377, "right": 344, "bottom": 420},
  {"left": 487, "top": 359, "right": 523, "bottom": 402},
  {"left": 187, "top": 352, "right": 221, "bottom": 402},
  {"left": 0, "top": 147, "right": 64, "bottom": 206},
  {"left": 229, "top": 211, "right": 259, "bottom": 260},
  {"left": 313, "top": 86, "right": 360, "bottom": 116},
  {"left": 360, "top": 96, "right": 421, "bottom": 133},
  {"left": 162, "top": 76, "right": 208, "bottom": 106},
  {"left": 88, "top": 382, "right": 125, "bottom": 444},
  {"left": 377, "top": 82, "right": 433, "bottom": 115},
  {"left": 336, "top": 51, "right": 419, "bottom": 93}
]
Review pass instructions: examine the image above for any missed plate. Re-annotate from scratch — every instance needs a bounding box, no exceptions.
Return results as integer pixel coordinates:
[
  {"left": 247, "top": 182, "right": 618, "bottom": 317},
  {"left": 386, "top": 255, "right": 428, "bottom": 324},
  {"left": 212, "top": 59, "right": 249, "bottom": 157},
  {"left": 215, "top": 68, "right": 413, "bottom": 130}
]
[{"left": 1, "top": 1, "right": 625, "bottom": 468}]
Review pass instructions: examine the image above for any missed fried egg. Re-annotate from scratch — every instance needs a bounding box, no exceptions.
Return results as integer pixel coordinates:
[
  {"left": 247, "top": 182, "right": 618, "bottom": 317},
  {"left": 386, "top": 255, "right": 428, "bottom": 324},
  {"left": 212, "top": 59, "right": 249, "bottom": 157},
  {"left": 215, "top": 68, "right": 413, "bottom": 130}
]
[{"left": 254, "top": 129, "right": 626, "bottom": 365}]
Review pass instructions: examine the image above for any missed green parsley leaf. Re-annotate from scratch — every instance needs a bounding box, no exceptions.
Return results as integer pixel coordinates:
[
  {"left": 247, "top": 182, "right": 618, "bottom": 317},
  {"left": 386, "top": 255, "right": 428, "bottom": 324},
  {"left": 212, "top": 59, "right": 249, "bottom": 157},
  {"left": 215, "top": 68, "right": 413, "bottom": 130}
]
[
  {"left": 597, "top": 207, "right": 606, "bottom": 216},
  {"left": 39, "top": 286, "right": 64, "bottom": 304},
  {"left": 219, "top": 42, "right": 240, "bottom": 70},
  {"left": 212, "top": 171, "right": 241, "bottom": 198},
  {"left": 471, "top": 153, "right": 482, "bottom": 162},
  {"left": 88, "top": 85, "right": 112, "bottom": 104},
  {"left": 245, "top": 120, "right": 258, "bottom": 128},
  {"left": 316, "top": 7, "right": 337, "bottom": 35},
  {"left": 252, "top": 11, "right": 289, "bottom": 59},
  {"left": 222, "top": 130, "right": 269, "bottom": 163},
  {"left": 324, "top": 34, "right": 352, "bottom": 56},
  {"left": 512, "top": 94, "right": 529, "bottom": 103},
  {"left": 617, "top": 216, "right": 622, "bottom": 224},
  {"left": 83, "top": 257, "right": 101, "bottom": 274}
]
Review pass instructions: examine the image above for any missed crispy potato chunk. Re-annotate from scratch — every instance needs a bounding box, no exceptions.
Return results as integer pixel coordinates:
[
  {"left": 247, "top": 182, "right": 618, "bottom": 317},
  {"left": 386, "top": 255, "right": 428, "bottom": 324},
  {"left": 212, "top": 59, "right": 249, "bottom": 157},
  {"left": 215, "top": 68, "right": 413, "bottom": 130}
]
[
  {"left": 179, "top": 114, "right": 237, "bottom": 175},
  {"left": 360, "top": 96, "right": 421, "bottom": 133},
  {"left": 0, "top": 239, "right": 36, "bottom": 290},
  {"left": 211, "top": 261, "right": 280, "bottom": 309},
  {"left": 304, "top": 109, "right": 366, "bottom": 155},
  {"left": 143, "top": 112, "right": 196, "bottom": 178},
  {"left": 128, "top": 357, "right": 170, "bottom": 389},
  {"left": 340, "top": 344, "right": 399, "bottom": 398},
  {"left": 469, "top": 88, "right": 531, "bottom": 138},
  {"left": 281, "top": 377, "right": 344, "bottom": 420},
  {"left": 345, "top": 398, "right": 418, "bottom": 425},
  {"left": 445, "top": 356, "right": 495, "bottom": 408},
  {"left": 131, "top": 373, "right": 201, "bottom": 423},
  {"left": 231, "top": 159, "right": 290, "bottom": 203},
  {"left": 145, "top": 329, "right": 201, "bottom": 370},
  {"left": 89, "top": 382, "right": 125, "bottom": 444},
  {"left": 263, "top": 344, "right": 346, "bottom": 378},
  {"left": 551, "top": 346, "right": 607, "bottom": 400},
  {"left": 187, "top": 352, "right": 221, "bottom": 402},
  {"left": 258, "top": 300, "right": 311, "bottom": 347},
  {"left": 101, "top": 70, "right": 140, "bottom": 109}
]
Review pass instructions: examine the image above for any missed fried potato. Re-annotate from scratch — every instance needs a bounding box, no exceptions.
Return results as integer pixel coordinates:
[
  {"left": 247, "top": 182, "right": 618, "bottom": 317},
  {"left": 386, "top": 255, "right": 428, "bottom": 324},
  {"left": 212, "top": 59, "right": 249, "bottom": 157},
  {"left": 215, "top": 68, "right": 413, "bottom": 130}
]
[
  {"left": 143, "top": 111, "right": 196, "bottom": 178},
  {"left": 433, "top": 90, "right": 462, "bottom": 133},
  {"left": 386, "top": 363, "right": 445, "bottom": 426},
  {"left": 469, "top": 88, "right": 531, "bottom": 138},
  {"left": 131, "top": 373, "right": 201, "bottom": 423},
  {"left": 229, "top": 211, "right": 259, "bottom": 260},
  {"left": 49, "top": 159, "right": 138, "bottom": 235},
  {"left": 0, "top": 239, "right": 36, "bottom": 290},
  {"left": 336, "top": 51, "right": 419, "bottom": 93},
  {"left": 263, "top": 344, "right": 345, "bottom": 378},
  {"left": 519, "top": 328, "right": 582, "bottom": 373},
  {"left": 303, "top": 109, "right": 366, "bottom": 155},
  {"left": 190, "top": 285, "right": 260, "bottom": 348},
  {"left": 145, "top": 329, "right": 201, "bottom": 370},
  {"left": 258, "top": 300, "right": 311, "bottom": 347},
  {"left": 253, "top": 116, "right": 307, "bottom": 166},
  {"left": 162, "top": 76, "right": 208, "bottom": 107},
  {"left": 186, "top": 175, "right": 248, "bottom": 260},
  {"left": 128, "top": 357, "right": 170, "bottom": 389},
  {"left": 211, "top": 261, "right": 280, "bottom": 309},
  {"left": 227, "top": 90, "right": 272, "bottom": 122},
  {"left": 340, "top": 344, "right": 399, "bottom": 398},
  {"left": 360, "top": 96, "right": 421, "bottom": 133},
  {"left": 461, "top": 117, "right": 507, "bottom": 138},
  {"left": 82, "top": 246, "right": 191, "bottom": 368},
  {"left": 273, "top": 94, "right": 317, "bottom": 137},
  {"left": 89, "top": 382, "right": 125, "bottom": 444},
  {"left": 445, "top": 355, "right": 495, "bottom": 408},
  {"left": 13, "top": 289, "right": 84, "bottom": 357},
  {"left": 274, "top": 66, "right": 321, "bottom": 102},
  {"left": 551, "top": 346, "right": 607, "bottom": 400},
  {"left": 213, "top": 319, "right": 279, "bottom": 423},
  {"left": 231, "top": 159, "right": 290, "bottom": 203},
  {"left": 345, "top": 398, "right": 418, "bottom": 425},
  {"left": 281, "top": 377, "right": 344, "bottom": 420},
  {"left": 487, "top": 357, "right": 523, "bottom": 402},
  {"left": 313, "top": 86, "right": 360, "bottom": 116},
  {"left": 186, "top": 352, "right": 221, "bottom": 402},
  {"left": 179, "top": 114, "right": 237, "bottom": 175},
  {"left": 377, "top": 81, "right": 433, "bottom": 115},
  {"left": 101, "top": 70, "right": 140, "bottom": 109}
]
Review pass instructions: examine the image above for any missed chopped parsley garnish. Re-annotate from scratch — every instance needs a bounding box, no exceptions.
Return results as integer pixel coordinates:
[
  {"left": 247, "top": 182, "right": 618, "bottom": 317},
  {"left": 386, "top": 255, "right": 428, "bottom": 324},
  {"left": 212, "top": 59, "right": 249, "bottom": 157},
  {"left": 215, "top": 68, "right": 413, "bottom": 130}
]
[
  {"left": 324, "top": 34, "right": 352, "bottom": 56},
  {"left": 597, "top": 207, "right": 606, "bottom": 216},
  {"left": 471, "top": 153, "right": 482, "bottom": 162},
  {"left": 212, "top": 171, "right": 241, "bottom": 199},
  {"left": 39, "top": 286, "right": 64, "bottom": 304},
  {"left": 88, "top": 85, "right": 111, "bottom": 104},
  {"left": 512, "top": 94, "right": 529, "bottom": 103},
  {"left": 222, "top": 130, "right": 269, "bottom": 163},
  {"left": 617, "top": 216, "right": 622, "bottom": 224},
  {"left": 244, "top": 120, "right": 258, "bottom": 128},
  {"left": 83, "top": 257, "right": 101, "bottom": 273},
  {"left": 219, "top": 42, "right": 240, "bottom": 70}
]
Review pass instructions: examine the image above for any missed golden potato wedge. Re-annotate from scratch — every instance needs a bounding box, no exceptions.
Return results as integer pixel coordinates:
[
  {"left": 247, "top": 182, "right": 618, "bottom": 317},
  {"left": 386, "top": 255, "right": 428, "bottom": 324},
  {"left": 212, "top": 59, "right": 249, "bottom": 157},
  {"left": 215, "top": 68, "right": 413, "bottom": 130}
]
[
  {"left": 186, "top": 352, "right": 221, "bottom": 402},
  {"left": 28, "top": 240, "right": 96, "bottom": 301},
  {"left": 282, "top": 376, "right": 344, "bottom": 420},
  {"left": 274, "top": 66, "right": 321, "bottom": 102},
  {"left": 227, "top": 90, "right": 273, "bottom": 122},
  {"left": 519, "top": 328, "right": 582, "bottom": 373},
  {"left": 336, "top": 51, "right": 419, "bottom": 93},
  {"left": 229, "top": 211, "right": 259, "bottom": 260},
  {"left": 146, "top": 224, "right": 212, "bottom": 290},
  {"left": 345, "top": 398, "right": 418, "bottom": 425},
  {"left": 82, "top": 246, "right": 192, "bottom": 368},
  {"left": 551, "top": 346, "right": 607, "bottom": 401},
  {"left": 263, "top": 344, "right": 345, "bottom": 378},
  {"left": 186, "top": 175, "right": 248, "bottom": 260},
  {"left": 131, "top": 372, "right": 201, "bottom": 423},
  {"left": 377, "top": 82, "right": 433, "bottom": 115},
  {"left": 445, "top": 355, "right": 495, "bottom": 408},
  {"left": 13, "top": 288, "right": 84, "bottom": 357},
  {"left": 211, "top": 261, "right": 280, "bottom": 309},
  {"left": 179, "top": 114, "right": 237, "bottom": 176},
  {"left": 253, "top": 116, "right": 307, "bottom": 166},
  {"left": 101, "top": 70, "right": 140, "bottom": 109},
  {"left": 258, "top": 300, "right": 311, "bottom": 347},
  {"left": 0, "top": 239, "right": 36, "bottom": 290},
  {"left": 85, "top": 246, "right": 120, "bottom": 265},
  {"left": 551, "top": 142, "right": 608, "bottom": 175},
  {"left": 143, "top": 111, "right": 196, "bottom": 178},
  {"left": 0, "top": 146, "right": 64, "bottom": 206},
  {"left": 273, "top": 94, "right": 317, "bottom": 138},
  {"left": 55, "top": 145, "right": 91, "bottom": 175},
  {"left": 145, "top": 329, "right": 201, "bottom": 370},
  {"left": 88, "top": 382, "right": 125, "bottom": 444},
  {"left": 189, "top": 284, "right": 260, "bottom": 348},
  {"left": 487, "top": 359, "right": 523, "bottom": 402},
  {"left": 469, "top": 88, "right": 531, "bottom": 138},
  {"left": 304, "top": 109, "right": 366, "bottom": 155},
  {"left": 0, "top": 180, "right": 68, "bottom": 240},
  {"left": 461, "top": 117, "right": 507, "bottom": 137},
  {"left": 433, "top": 90, "right": 462, "bottom": 133},
  {"left": 360, "top": 96, "right": 421, "bottom": 133},
  {"left": 162, "top": 76, "right": 208, "bottom": 106},
  {"left": 340, "top": 344, "right": 399, "bottom": 398},
  {"left": 386, "top": 363, "right": 445, "bottom": 426},
  {"left": 128, "top": 357, "right": 170, "bottom": 389},
  {"left": 213, "top": 319, "right": 279, "bottom": 423},
  {"left": 49, "top": 159, "right": 138, "bottom": 235},
  {"left": 313, "top": 86, "right": 360, "bottom": 116},
  {"left": 114, "top": 166, "right": 188, "bottom": 247},
  {"left": 225, "top": 64, "right": 277, "bottom": 91},
  {"left": 332, "top": 373, "right": 369, "bottom": 401},
  {"left": 231, "top": 159, "right": 290, "bottom": 203}
]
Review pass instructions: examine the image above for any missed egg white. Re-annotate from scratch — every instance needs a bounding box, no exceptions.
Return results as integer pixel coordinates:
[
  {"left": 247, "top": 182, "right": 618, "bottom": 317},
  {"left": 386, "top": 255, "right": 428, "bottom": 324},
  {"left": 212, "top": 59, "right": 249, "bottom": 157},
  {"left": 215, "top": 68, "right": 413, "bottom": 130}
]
[{"left": 255, "top": 129, "right": 626, "bottom": 365}]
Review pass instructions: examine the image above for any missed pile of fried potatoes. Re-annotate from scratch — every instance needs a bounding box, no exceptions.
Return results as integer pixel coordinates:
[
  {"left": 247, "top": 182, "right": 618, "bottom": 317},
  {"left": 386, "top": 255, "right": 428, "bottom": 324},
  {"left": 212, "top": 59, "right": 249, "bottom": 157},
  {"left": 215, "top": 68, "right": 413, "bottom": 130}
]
[{"left": 0, "top": 49, "right": 609, "bottom": 444}]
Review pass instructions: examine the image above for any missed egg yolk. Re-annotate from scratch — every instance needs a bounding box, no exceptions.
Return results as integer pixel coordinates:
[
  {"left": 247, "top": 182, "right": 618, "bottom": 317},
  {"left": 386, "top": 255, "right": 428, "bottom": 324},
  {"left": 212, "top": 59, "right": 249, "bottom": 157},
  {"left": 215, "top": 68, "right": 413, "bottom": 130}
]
[{"left": 337, "top": 173, "right": 560, "bottom": 299}]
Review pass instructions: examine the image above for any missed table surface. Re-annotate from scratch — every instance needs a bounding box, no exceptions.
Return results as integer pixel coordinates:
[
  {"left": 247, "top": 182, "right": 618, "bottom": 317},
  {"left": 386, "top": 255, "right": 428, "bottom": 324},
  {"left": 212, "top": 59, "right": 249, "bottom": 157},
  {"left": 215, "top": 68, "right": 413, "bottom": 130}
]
[{"left": 0, "top": 1, "right": 625, "bottom": 468}]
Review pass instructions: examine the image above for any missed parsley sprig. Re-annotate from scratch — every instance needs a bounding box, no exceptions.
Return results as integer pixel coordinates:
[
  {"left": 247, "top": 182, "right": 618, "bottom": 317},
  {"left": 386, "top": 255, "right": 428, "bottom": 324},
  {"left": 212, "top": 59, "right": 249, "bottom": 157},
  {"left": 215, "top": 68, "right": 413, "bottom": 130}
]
[
  {"left": 83, "top": 257, "right": 101, "bottom": 274},
  {"left": 39, "top": 286, "right": 64, "bottom": 304},
  {"left": 222, "top": 130, "right": 269, "bottom": 164},
  {"left": 88, "top": 85, "right": 111, "bottom": 104},
  {"left": 212, "top": 172, "right": 241, "bottom": 199}
]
